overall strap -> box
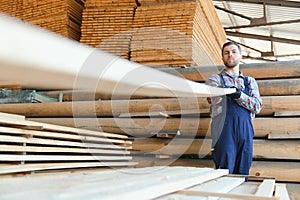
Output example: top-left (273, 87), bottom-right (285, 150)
top-left (244, 76), bottom-right (250, 95)
top-left (219, 73), bottom-right (227, 88)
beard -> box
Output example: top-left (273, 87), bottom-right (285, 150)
top-left (223, 59), bottom-right (239, 68)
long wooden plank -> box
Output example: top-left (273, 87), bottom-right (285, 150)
top-left (268, 133), bottom-right (300, 139)
top-left (0, 14), bottom-right (233, 98)
top-left (0, 126), bottom-right (130, 144)
top-left (1, 95), bottom-right (299, 117)
top-left (0, 112), bottom-right (129, 139)
top-left (131, 138), bottom-right (300, 160)
top-left (0, 162), bottom-right (137, 175)
top-left (0, 167), bottom-right (228, 199)
top-left (0, 155), bottom-right (132, 161)
top-left (274, 111), bottom-right (300, 117)
top-left (275, 184), bottom-right (291, 200)
top-left (255, 179), bottom-right (276, 197)
top-left (0, 144), bottom-right (130, 154)
top-left (0, 135), bottom-right (130, 150)
top-left (160, 60), bottom-right (300, 82)
top-left (175, 190), bottom-right (278, 200)
top-left (167, 159), bottom-right (300, 183)
top-left (28, 117), bottom-right (300, 138)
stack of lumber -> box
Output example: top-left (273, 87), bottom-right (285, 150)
top-left (0, 112), bottom-right (135, 175)
top-left (0, 0), bottom-right (23, 19)
top-left (3, 60), bottom-right (298, 196)
top-left (0, 0), bottom-right (84, 41)
top-left (0, 166), bottom-right (290, 199)
top-left (80, 0), bottom-right (226, 68)
top-left (80, 0), bottom-right (136, 59)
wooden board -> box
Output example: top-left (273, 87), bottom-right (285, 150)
top-left (0, 14), bottom-right (233, 98)
top-left (28, 117), bottom-right (300, 138)
top-left (0, 112), bottom-right (134, 175)
top-left (0, 166), bottom-right (286, 199)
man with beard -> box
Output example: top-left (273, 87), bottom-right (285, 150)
top-left (207, 41), bottom-right (262, 179)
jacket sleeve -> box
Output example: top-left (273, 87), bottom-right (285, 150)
top-left (236, 77), bottom-right (263, 114)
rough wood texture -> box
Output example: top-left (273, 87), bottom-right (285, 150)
top-left (81, 0), bottom-right (226, 68)
top-left (0, 0), bottom-right (84, 41)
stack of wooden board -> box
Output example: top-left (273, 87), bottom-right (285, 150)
top-left (0, 0), bottom-right (23, 19)
top-left (80, 0), bottom-right (136, 59)
top-left (0, 166), bottom-right (290, 199)
top-left (0, 0), bottom-right (84, 41)
top-left (80, 0), bottom-right (226, 68)
top-left (3, 60), bottom-right (298, 197)
top-left (0, 112), bottom-right (135, 175)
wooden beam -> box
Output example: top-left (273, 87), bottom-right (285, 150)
top-left (134, 157), bottom-right (300, 183)
top-left (131, 138), bottom-right (300, 160)
top-left (1, 95), bottom-right (299, 117)
top-left (160, 60), bottom-right (300, 82)
top-left (0, 14), bottom-right (232, 98)
top-left (28, 117), bottom-right (300, 138)
top-left (274, 111), bottom-right (300, 117)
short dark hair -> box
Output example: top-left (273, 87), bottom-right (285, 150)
top-left (222, 41), bottom-right (242, 55)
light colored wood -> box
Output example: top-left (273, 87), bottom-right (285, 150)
top-left (0, 155), bottom-right (132, 161)
top-left (268, 133), bottom-right (300, 139)
top-left (0, 112), bottom-right (25, 121)
top-left (28, 117), bottom-right (300, 138)
top-left (160, 60), bottom-right (300, 82)
top-left (0, 162), bottom-right (137, 175)
top-left (0, 112), bottom-right (128, 139)
top-left (0, 167), bottom-right (229, 199)
top-left (0, 135), bottom-right (129, 150)
top-left (274, 111), bottom-right (300, 117)
top-left (0, 126), bottom-right (131, 144)
top-left (176, 190), bottom-right (278, 200)
top-left (275, 184), bottom-right (290, 200)
top-left (0, 13), bottom-right (233, 98)
top-left (255, 179), bottom-right (276, 197)
top-left (1, 95), bottom-right (299, 117)
top-left (0, 144), bottom-right (130, 154)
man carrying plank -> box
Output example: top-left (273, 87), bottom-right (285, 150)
top-left (207, 41), bottom-right (262, 178)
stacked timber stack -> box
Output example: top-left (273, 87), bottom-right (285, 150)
top-left (0, 166), bottom-right (290, 199)
top-left (80, 0), bottom-right (136, 59)
top-left (0, 0), bottom-right (23, 19)
top-left (0, 112), bottom-right (135, 175)
top-left (131, 0), bottom-right (226, 68)
top-left (2, 60), bottom-right (298, 197)
top-left (0, 0), bottom-right (84, 41)
top-left (80, 0), bottom-right (226, 67)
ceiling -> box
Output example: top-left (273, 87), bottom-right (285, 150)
top-left (212, 0), bottom-right (300, 64)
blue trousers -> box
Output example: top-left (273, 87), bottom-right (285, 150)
top-left (211, 97), bottom-right (254, 175)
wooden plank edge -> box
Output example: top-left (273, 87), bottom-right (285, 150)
top-left (0, 162), bottom-right (138, 175)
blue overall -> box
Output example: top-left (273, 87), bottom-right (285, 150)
top-left (211, 74), bottom-right (254, 176)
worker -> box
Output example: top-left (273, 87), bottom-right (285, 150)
top-left (206, 41), bottom-right (262, 178)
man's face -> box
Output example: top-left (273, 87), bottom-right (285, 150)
top-left (222, 44), bottom-right (242, 68)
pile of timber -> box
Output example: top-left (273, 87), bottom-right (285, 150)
top-left (0, 112), bottom-right (135, 175)
top-left (80, 1), bottom-right (135, 60)
top-left (1, 60), bottom-right (299, 187)
top-left (80, 0), bottom-right (226, 68)
top-left (0, 166), bottom-right (290, 199)
top-left (0, 0), bottom-right (84, 41)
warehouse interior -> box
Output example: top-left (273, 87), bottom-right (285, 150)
top-left (0, 0), bottom-right (299, 199)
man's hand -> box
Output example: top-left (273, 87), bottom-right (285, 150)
top-left (226, 86), bottom-right (241, 99)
